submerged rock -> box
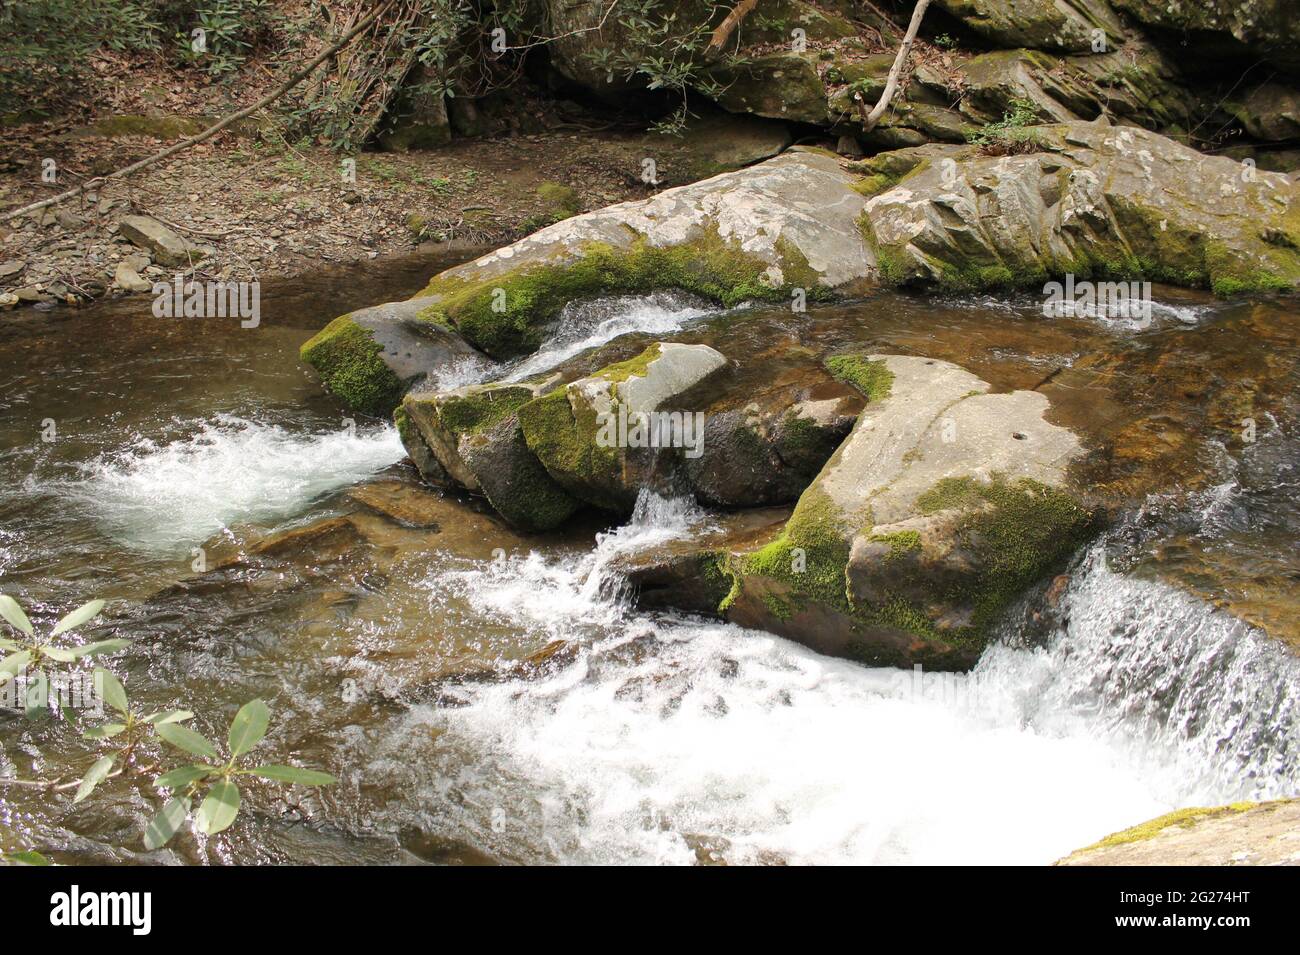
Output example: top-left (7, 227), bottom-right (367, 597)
top-left (300, 297), bottom-right (484, 416)
top-left (519, 342), bottom-right (727, 513)
top-left (689, 354), bottom-right (1096, 669)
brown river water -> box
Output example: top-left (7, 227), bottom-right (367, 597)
top-left (1, 251), bottom-right (1298, 864)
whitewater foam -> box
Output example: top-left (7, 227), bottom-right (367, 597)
top-left (402, 512), bottom-right (1299, 865)
top-left (504, 292), bottom-right (714, 381)
top-left (65, 415), bottom-right (404, 554)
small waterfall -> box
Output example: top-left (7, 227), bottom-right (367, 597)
top-left (388, 501), bottom-right (1300, 865)
top-left (979, 544), bottom-right (1300, 804)
top-left (504, 292), bottom-right (714, 382)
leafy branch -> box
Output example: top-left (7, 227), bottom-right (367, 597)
top-left (0, 594), bottom-right (335, 859)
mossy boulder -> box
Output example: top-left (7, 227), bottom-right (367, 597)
top-left (687, 388), bottom-right (860, 508)
top-left (860, 119), bottom-right (1300, 295)
top-left (299, 298), bottom-right (484, 416)
top-left (413, 152), bottom-right (874, 359)
top-left (707, 53), bottom-right (831, 124)
top-left (718, 354), bottom-right (1094, 669)
top-left (401, 377), bottom-right (580, 531)
top-left (935, 0), bottom-right (1123, 53)
top-left (518, 343), bottom-right (727, 513)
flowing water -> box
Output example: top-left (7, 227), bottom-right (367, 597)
top-left (1, 254), bottom-right (1297, 865)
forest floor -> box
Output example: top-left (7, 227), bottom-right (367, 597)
top-left (0, 47), bottom-right (794, 311)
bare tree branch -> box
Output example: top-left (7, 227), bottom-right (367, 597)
top-left (707, 0), bottom-right (761, 53)
top-left (854, 0), bottom-right (932, 132)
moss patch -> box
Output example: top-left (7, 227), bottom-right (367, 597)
top-left (299, 315), bottom-right (402, 416)
top-left (729, 472), bottom-right (1094, 657)
top-left (437, 385), bottom-right (534, 439)
top-left (825, 354), bottom-right (894, 401)
top-left (869, 529), bottom-right (922, 562)
top-left (914, 475), bottom-right (1096, 633)
top-left (738, 486), bottom-right (853, 615)
top-left (417, 227), bottom-right (829, 358)
top-left (470, 416), bottom-right (583, 532)
top-left (393, 404), bottom-right (419, 448)
top-left (517, 386), bottom-right (622, 511)
top-left (1072, 803), bottom-right (1260, 853)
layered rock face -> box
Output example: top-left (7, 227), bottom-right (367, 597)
top-left (860, 119), bottom-right (1300, 295)
top-left (1111, 0), bottom-right (1300, 74)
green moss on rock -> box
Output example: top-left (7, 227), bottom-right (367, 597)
top-left (728, 472), bottom-right (1094, 658)
top-left (437, 385), bottom-right (534, 438)
top-left (517, 386), bottom-right (622, 510)
top-left (1072, 803), bottom-right (1260, 853)
top-left (825, 354), bottom-right (894, 401)
top-left (466, 415), bottom-right (583, 533)
top-left (299, 315), bottom-right (402, 417)
top-left (417, 228), bottom-right (827, 358)
top-left (738, 486), bottom-right (853, 615)
top-left (869, 529), bottom-right (922, 561)
top-left (914, 475), bottom-right (1095, 632)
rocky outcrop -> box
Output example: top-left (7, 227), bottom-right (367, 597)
top-left (518, 343), bottom-right (727, 513)
top-left (659, 354), bottom-right (1095, 669)
top-left (1057, 799), bottom-right (1300, 865)
top-left (401, 377), bottom-right (581, 531)
top-left (1111, 0), bottom-right (1300, 74)
top-left (300, 297), bottom-right (485, 416)
top-left (710, 35), bottom-right (1197, 149)
top-left (860, 119), bottom-right (1300, 295)
top-left (412, 151), bottom-right (874, 358)
top-left (936, 0), bottom-right (1122, 53)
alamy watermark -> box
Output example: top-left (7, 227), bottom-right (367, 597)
top-left (152, 276), bottom-right (260, 328)
top-left (595, 407), bottom-right (705, 459)
top-left (1042, 274), bottom-right (1152, 325)
top-left (1, 668), bottom-right (105, 716)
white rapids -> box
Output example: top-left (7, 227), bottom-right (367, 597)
top-left (358, 493), bottom-right (1300, 865)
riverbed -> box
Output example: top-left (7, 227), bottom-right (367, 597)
top-left (2, 254), bottom-right (1297, 864)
